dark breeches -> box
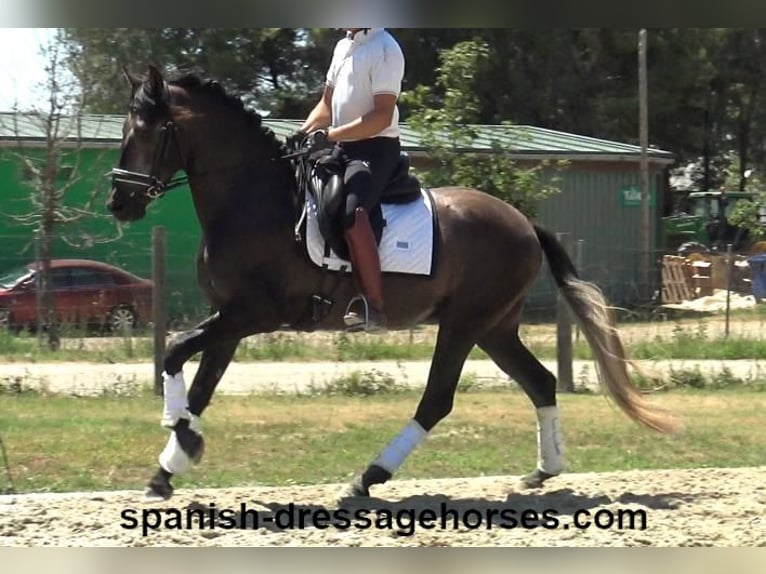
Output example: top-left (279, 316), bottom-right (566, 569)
top-left (341, 137), bottom-right (401, 229)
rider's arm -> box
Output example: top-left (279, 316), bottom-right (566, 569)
top-left (300, 84), bottom-right (333, 133)
top-left (327, 93), bottom-right (397, 142)
top-left (327, 34), bottom-right (403, 143)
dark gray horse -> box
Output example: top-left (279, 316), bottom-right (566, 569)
top-left (107, 66), bottom-right (675, 500)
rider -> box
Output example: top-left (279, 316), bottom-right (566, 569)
top-left (293, 28), bottom-right (405, 332)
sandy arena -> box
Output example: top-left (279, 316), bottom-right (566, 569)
top-left (1, 466), bottom-right (764, 546)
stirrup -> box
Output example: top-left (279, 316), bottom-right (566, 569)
top-left (343, 295), bottom-right (387, 332)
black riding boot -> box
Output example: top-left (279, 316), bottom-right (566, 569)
top-left (343, 207), bottom-right (387, 332)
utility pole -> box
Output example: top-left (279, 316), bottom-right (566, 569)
top-left (556, 232), bottom-right (574, 393)
top-left (152, 226), bottom-right (167, 396)
top-left (639, 29), bottom-right (651, 301)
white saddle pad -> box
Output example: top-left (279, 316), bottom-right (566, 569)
top-left (305, 189), bottom-right (435, 276)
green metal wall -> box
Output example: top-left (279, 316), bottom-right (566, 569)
top-left (0, 148), bottom-right (206, 321)
top-left (528, 162), bottom-right (664, 310)
top-left (0, 147), bottom-right (667, 323)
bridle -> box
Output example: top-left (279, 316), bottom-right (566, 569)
top-left (110, 120), bottom-right (189, 201)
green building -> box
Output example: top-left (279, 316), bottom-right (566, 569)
top-left (399, 124), bottom-right (676, 309)
top-left (0, 113), bottom-right (674, 322)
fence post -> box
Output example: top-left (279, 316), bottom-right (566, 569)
top-left (574, 238), bottom-right (584, 343)
top-left (556, 232), bottom-right (574, 392)
top-left (152, 226), bottom-right (167, 396)
top-left (34, 232), bottom-right (44, 347)
top-left (725, 243), bottom-right (732, 338)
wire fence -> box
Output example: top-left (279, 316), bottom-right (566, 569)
top-left (0, 229), bottom-right (762, 334)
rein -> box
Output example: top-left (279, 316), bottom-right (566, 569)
top-left (284, 146), bottom-right (315, 242)
top-left (110, 121), bottom-right (189, 200)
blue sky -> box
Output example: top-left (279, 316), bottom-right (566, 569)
top-left (0, 28), bottom-right (58, 111)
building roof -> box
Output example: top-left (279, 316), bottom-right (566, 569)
top-left (0, 112), bottom-right (124, 148)
top-left (0, 112), bottom-right (675, 165)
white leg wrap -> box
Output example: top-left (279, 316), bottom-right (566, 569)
top-left (373, 419), bottom-right (428, 474)
top-left (158, 432), bottom-right (193, 475)
top-left (158, 414), bottom-right (203, 476)
top-left (161, 371), bottom-right (188, 428)
top-left (536, 406), bottom-right (565, 474)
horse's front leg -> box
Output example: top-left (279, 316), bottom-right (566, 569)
top-left (144, 312), bottom-right (241, 500)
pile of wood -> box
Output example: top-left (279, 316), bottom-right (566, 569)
top-left (661, 255), bottom-right (694, 304)
top-left (661, 253), bottom-right (752, 304)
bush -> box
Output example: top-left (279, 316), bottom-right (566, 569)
top-left (316, 369), bottom-right (405, 397)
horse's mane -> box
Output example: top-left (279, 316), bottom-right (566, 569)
top-left (169, 72), bottom-right (262, 125)
top-left (138, 70), bottom-right (287, 157)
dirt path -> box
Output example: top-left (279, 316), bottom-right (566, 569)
top-left (4, 358), bottom-right (766, 396)
top-left (1, 466), bottom-right (763, 546)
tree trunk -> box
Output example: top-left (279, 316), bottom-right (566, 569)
top-left (703, 107), bottom-right (711, 191)
top-left (40, 143), bottom-right (60, 352)
top-left (738, 81), bottom-right (760, 191)
top-left (39, 217), bottom-right (59, 351)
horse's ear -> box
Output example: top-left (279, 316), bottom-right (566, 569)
top-left (122, 66), bottom-right (141, 91)
top-left (146, 65), bottom-right (166, 99)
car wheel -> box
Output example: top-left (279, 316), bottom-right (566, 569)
top-left (107, 305), bottom-right (137, 334)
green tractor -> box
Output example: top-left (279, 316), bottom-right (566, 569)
top-left (663, 190), bottom-right (766, 255)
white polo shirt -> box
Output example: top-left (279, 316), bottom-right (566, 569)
top-left (326, 28), bottom-right (404, 140)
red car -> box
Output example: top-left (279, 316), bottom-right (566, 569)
top-left (0, 259), bottom-right (153, 333)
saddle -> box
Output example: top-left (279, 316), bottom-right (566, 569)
top-left (307, 150), bottom-right (422, 261)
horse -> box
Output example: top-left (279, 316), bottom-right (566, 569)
top-left (107, 65), bottom-right (676, 501)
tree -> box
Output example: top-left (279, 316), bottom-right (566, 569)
top-left (1, 30), bottom-right (120, 349)
top-left (400, 39), bottom-right (562, 218)
top-left (61, 28), bottom-right (328, 117)
top-left (717, 30), bottom-right (766, 191)
top-left (60, 28), bottom-right (766, 200)
top-left (61, 28), bottom-right (487, 119)
top-left (659, 29), bottom-right (766, 193)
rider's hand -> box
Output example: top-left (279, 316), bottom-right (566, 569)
top-left (307, 129), bottom-right (333, 155)
top-left (285, 129), bottom-right (307, 151)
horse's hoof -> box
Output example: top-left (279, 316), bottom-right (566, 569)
top-left (336, 476), bottom-right (369, 504)
top-left (144, 485), bottom-right (173, 501)
top-left (361, 464), bottom-right (391, 488)
top-left (349, 476), bottom-right (370, 497)
top-left (519, 468), bottom-right (558, 489)
top-left (144, 470), bottom-right (174, 501)
top-left (337, 465), bottom-right (393, 503)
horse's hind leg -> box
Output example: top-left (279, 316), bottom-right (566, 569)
top-left (345, 320), bottom-right (478, 498)
top-left (477, 311), bottom-right (564, 489)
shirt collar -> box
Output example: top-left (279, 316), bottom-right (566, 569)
top-left (346, 28), bottom-right (384, 46)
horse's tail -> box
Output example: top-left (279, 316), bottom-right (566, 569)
top-left (533, 224), bottom-right (679, 434)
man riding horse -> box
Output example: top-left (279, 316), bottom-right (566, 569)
top-left (289, 28), bottom-right (405, 332)
top-left (108, 62), bottom-right (677, 502)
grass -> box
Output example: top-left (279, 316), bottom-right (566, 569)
top-left (625, 323), bottom-right (766, 361)
top-left (2, 310), bottom-right (764, 496)
top-left (1, 384), bottom-right (764, 494)
top-left (5, 314), bottom-right (766, 363)
top-left (234, 331), bottom-right (450, 362)
top-left (0, 328), bottom-right (155, 363)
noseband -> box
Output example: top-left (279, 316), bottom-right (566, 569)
top-left (110, 121), bottom-right (189, 200)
